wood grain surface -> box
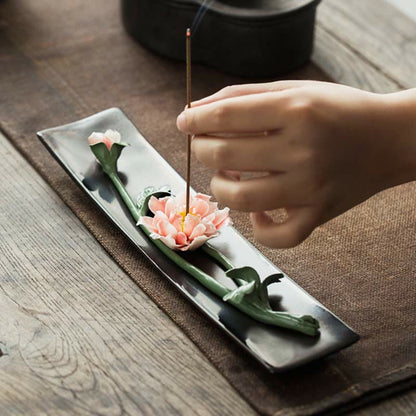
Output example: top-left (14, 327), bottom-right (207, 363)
top-left (318, 0), bottom-right (416, 90)
top-left (313, 25), bottom-right (401, 93)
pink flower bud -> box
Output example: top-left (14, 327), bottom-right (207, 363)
top-left (88, 129), bottom-right (121, 151)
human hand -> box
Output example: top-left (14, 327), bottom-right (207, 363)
top-left (176, 81), bottom-right (416, 248)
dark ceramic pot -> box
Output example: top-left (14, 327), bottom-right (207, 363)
top-left (121, 0), bottom-right (321, 78)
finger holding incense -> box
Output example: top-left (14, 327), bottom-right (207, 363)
top-left (177, 91), bottom-right (288, 135)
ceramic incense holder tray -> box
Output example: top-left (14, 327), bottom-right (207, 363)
top-left (122, 0), bottom-right (321, 77)
top-left (38, 108), bottom-right (358, 372)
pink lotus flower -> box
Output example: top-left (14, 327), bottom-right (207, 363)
top-left (138, 193), bottom-right (231, 251)
top-left (88, 129), bottom-right (121, 150)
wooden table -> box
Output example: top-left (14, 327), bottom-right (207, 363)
top-left (1, 0), bottom-right (415, 414)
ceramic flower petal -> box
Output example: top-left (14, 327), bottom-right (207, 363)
top-left (138, 192), bottom-right (231, 251)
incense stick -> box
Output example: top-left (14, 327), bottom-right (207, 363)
top-left (186, 28), bottom-right (192, 215)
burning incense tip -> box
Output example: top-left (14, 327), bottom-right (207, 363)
top-left (186, 28), bottom-right (191, 37)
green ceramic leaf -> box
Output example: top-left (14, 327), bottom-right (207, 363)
top-left (226, 266), bottom-right (261, 285)
top-left (225, 267), bottom-right (283, 309)
top-left (223, 280), bottom-right (256, 303)
top-left (259, 273), bottom-right (284, 307)
top-left (90, 142), bottom-right (127, 175)
top-left (137, 189), bottom-right (172, 217)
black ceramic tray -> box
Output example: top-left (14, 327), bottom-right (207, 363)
top-left (37, 108), bottom-right (359, 372)
top-left (122, 0), bottom-right (321, 77)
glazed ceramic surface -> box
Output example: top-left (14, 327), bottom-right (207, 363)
top-left (38, 108), bottom-right (359, 372)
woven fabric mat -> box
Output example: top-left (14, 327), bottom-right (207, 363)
top-left (1, 1), bottom-right (415, 415)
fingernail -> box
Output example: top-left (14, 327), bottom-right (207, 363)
top-left (176, 112), bottom-right (187, 132)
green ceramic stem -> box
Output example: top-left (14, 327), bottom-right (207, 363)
top-left (201, 243), bottom-right (248, 287)
top-left (201, 243), bottom-right (233, 270)
top-left (107, 171), bottom-right (318, 336)
top-left (236, 305), bottom-right (318, 336)
top-left (109, 173), bottom-right (139, 221)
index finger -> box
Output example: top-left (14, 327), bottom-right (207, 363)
top-left (191, 80), bottom-right (308, 107)
top-left (177, 91), bottom-right (289, 135)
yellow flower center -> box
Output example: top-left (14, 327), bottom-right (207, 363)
top-left (179, 211), bottom-right (199, 232)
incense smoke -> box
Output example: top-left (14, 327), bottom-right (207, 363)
top-left (191, 0), bottom-right (216, 35)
